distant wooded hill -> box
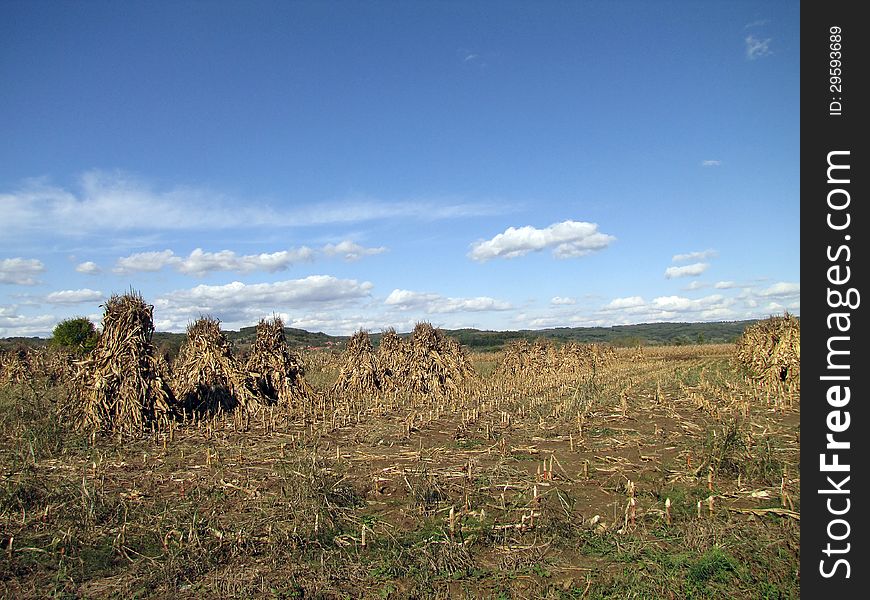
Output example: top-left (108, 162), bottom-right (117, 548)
top-left (153, 320), bottom-right (759, 356)
top-left (3, 319), bottom-right (767, 357)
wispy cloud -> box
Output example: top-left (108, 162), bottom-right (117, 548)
top-left (745, 35), bottom-right (772, 60)
top-left (457, 48), bottom-right (487, 68)
top-left (0, 258), bottom-right (45, 286)
top-left (550, 296), bottom-right (576, 306)
top-left (665, 262), bottom-right (710, 279)
top-left (672, 249), bottom-right (717, 263)
top-left (744, 19), bottom-right (769, 29)
top-left (469, 220), bottom-right (616, 262)
top-left (0, 171), bottom-right (507, 239)
top-left (701, 160), bottom-right (722, 167)
top-left (713, 281), bottom-right (754, 290)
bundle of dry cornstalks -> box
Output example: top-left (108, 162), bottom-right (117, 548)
top-left (173, 316), bottom-right (255, 415)
top-left (561, 342), bottom-right (616, 373)
top-left (0, 345), bottom-right (35, 385)
top-left (736, 313), bottom-right (800, 385)
top-left (246, 316), bottom-right (315, 407)
top-left (74, 292), bottom-right (174, 434)
top-left (499, 339), bottom-right (558, 379)
top-left (499, 339), bottom-right (616, 379)
top-left (331, 330), bottom-right (384, 397)
top-left (378, 328), bottom-right (409, 390)
top-left (403, 322), bottom-right (475, 397)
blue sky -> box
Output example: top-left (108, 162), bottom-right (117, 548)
top-left (0, 1), bottom-right (799, 337)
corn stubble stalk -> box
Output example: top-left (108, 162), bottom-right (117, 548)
top-left (173, 316), bottom-right (255, 416)
top-left (74, 291), bottom-right (174, 435)
top-left (246, 316), bottom-right (315, 410)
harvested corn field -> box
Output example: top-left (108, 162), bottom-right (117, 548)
top-left (1, 329), bottom-right (800, 599)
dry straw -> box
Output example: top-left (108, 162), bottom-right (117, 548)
top-left (403, 322), bottom-right (475, 398)
top-left (173, 316), bottom-right (255, 415)
top-left (378, 327), bottom-right (409, 391)
top-left (332, 323), bottom-right (474, 399)
top-left (499, 339), bottom-right (616, 380)
top-left (0, 345), bottom-right (35, 385)
top-left (735, 313), bottom-right (800, 385)
top-left (331, 330), bottom-right (384, 398)
top-left (74, 291), bottom-right (174, 434)
top-left (246, 316), bottom-right (315, 408)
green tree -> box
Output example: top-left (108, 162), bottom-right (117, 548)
top-left (50, 317), bottom-right (98, 354)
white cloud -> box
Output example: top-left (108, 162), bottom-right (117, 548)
top-left (114, 247), bottom-right (315, 276)
top-left (550, 296), bottom-right (576, 306)
top-left (75, 261), bottom-right (101, 275)
top-left (176, 248), bottom-right (314, 276)
top-left (322, 241), bottom-right (387, 261)
top-left (0, 307), bottom-right (57, 337)
top-left (0, 171), bottom-right (505, 239)
top-left (469, 220), bottom-right (615, 262)
top-left (114, 250), bottom-right (180, 274)
top-left (758, 282), bottom-right (800, 298)
top-left (665, 262), bottom-right (709, 279)
top-left (604, 296), bottom-right (646, 310)
top-left (672, 249), bottom-right (717, 263)
top-left (745, 35), bottom-right (772, 60)
top-left (44, 288), bottom-right (104, 304)
top-left (701, 160), bottom-right (722, 167)
top-left (152, 276), bottom-right (373, 330)
top-left (650, 294), bottom-right (735, 316)
top-left (0, 258), bottom-right (45, 286)
top-left (385, 289), bottom-right (511, 314)
top-left (684, 281), bottom-right (708, 291)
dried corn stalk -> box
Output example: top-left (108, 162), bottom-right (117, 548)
top-left (332, 330), bottom-right (384, 398)
top-left (404, 322), bottom-right (475, 398)
top-left (74, 291), bottom-right (174, 434)
top-left (246, 316), bottom-right (315, 407)
top-left (173, 316), bottom-right (255, 415)
top-left (736, 313), bottom-right (800, 385)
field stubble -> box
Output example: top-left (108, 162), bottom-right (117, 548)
top-left (0, 344), bottom-right (799, 599)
